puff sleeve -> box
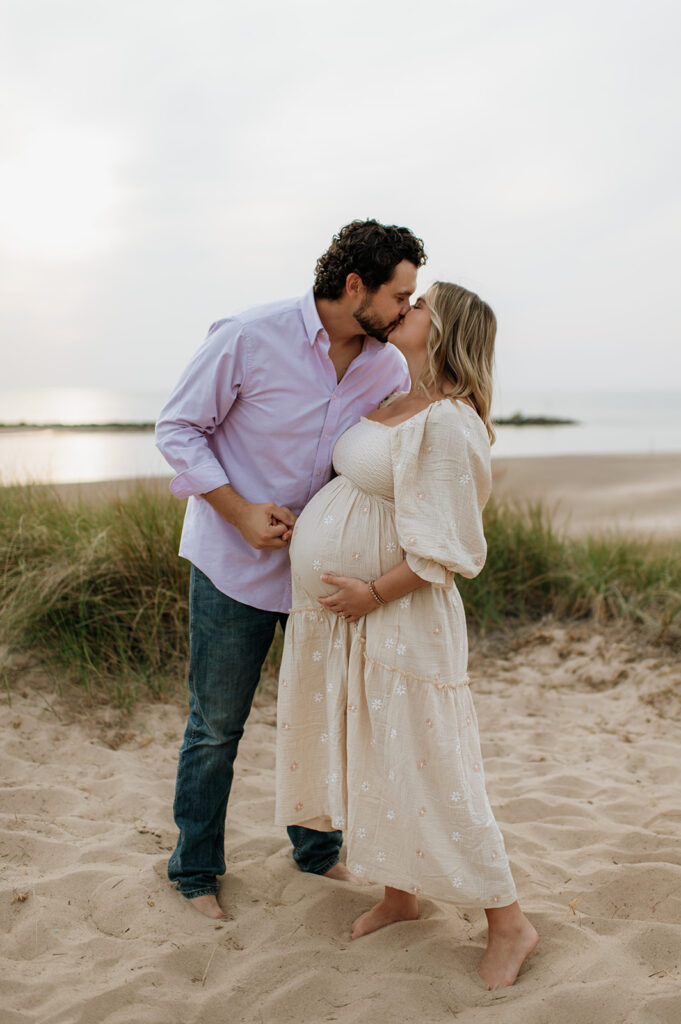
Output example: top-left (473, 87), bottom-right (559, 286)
top-left (390, 401), bottom-right (492, 587)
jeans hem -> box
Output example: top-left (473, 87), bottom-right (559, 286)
top-left (296, 853), bottom-right (340, 876)
top-left (177, 885), bottom-right (219, 899)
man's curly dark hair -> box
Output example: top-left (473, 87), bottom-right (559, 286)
top-left (313, 219), bottom-right (427, 300)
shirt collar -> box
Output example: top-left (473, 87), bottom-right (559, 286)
top-left (300, 288), bottom-right (326, 347)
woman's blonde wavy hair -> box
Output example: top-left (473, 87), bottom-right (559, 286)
top-left (415, 281), bottom-right (496, 443)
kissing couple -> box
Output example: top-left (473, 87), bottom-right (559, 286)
top-left (156, 218), bottom-right (537, 988)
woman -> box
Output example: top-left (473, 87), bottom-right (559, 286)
top-left (275, 283), bottom-right (538, 988)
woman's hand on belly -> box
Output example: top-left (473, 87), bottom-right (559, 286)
top-left (317, 573), bottom-right (379, 623)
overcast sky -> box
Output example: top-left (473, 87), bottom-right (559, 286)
top-left (1, 0), bottom-right (679, 399)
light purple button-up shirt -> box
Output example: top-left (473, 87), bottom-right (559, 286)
top-left (155, 289), bottom-right (410, 612)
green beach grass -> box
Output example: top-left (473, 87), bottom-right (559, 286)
top-left (1, 482), bottom-right (679, 706)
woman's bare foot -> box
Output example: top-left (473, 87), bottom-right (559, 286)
top-left (188, 894), bottom-right (226, 919)
top-left (478, 903), bottom-right (538, 989)
top-left (351, 886), bottom-right (419, 938)
top-left (323, 862), bottom-right (359, 883)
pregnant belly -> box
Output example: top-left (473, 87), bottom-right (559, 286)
top-left (290, 476), bottom-right (402, 601)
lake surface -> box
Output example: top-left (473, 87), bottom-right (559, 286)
top-left (1, 386), bottom-right (680, 485)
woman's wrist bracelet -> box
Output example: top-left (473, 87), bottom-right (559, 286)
top-left (368, 580), bottom-right (386, 605)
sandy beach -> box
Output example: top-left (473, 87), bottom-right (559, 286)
top-left (2, 454), bottom-right (680, 1023)
top-left (2, 623), bottom-right (680, 1023)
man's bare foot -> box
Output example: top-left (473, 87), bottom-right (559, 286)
top-left (323, 862), bottom-right (359, 883)
top-left (351, 887), bottom-right (419, 938)
top-left (478, 904), bottom-right (538, 989)
top-left (187, 894), bottom-right (226, 919)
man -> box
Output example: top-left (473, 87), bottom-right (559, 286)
top-left (156, 219), bottom-right (426, 918)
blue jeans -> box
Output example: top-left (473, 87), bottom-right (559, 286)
top-left (168, 565), bottom-right (343, 897)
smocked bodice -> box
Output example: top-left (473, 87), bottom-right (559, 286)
top-left (332, 417), bottom-right (394, 501)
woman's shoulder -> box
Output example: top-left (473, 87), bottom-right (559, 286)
top-left (425, 397), bottom-right (489, 444)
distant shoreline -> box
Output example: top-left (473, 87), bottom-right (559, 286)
top-left (0, 412), bottom-right (579, 431)
top-left (0, 422), bottom-right (156, 432)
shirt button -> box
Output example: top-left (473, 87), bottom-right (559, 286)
top-left (324, 433), bottom-right (329, 438)
top-left (316, 471), bottom-right (322, 476)
top-left (331, 393), bottom-right (337, 399)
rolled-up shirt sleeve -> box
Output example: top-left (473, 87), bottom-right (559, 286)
top-left (155, 318), bottom-right (248, 499)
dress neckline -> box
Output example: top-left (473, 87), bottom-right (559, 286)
top-left (361, 397), bottom-right (475, 430)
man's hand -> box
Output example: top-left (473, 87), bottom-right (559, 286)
top-left (271, 508), bottom-right (297, 544)
top-left (317, 573), bottom-right (379, 623)
top-left (239, 502), bottom-right (296, 550)
top-left (201, 485), bottom-right (297, 550)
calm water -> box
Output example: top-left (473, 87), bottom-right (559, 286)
top-left (1, 386), bottom-right (680, 485)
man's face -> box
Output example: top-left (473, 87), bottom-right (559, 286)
top-left (353, 260), bottom-right (418, 343)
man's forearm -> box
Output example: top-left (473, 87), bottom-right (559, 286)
top-left (201, 483), bottom-right (250, 527)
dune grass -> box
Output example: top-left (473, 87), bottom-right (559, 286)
top-left (1, 482), bottom-right (679, 706)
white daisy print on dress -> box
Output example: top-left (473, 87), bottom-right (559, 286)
top-left (320, 733), bottom-right (329, 744)
top-left (399, 597), bottom-right (411, 609)
top-left (386, 541), bottom-right (397, 553)
top-left (450, 876), bottom-right (464, 888)
top-left (333, 639), bottom-right (343, 650)
top-left (323, 514), bottom-right (335, 526)
top-left (450, 791), bottom-right (463, 803)
top-left (356, 826), bottom-right (367, 839)
top-left (458, 473), bottom-right (471, 485)
top-left (312, 650), bottom-right (322, 662)
top-left (360, 781), bottom-right (370, 792)
top-left (384, 637), bottom-right (395, 650)
top-left (376, 851), bottom-right (386, 863)
top-left (352, 864), bottom-right (366, 876)
top-left (396, 643), bottom-right (407, 656)
top-left (371, 698), bottom-right (384, 711)
top-left (395, 683), bottom-right (406, 696)
top-left (386, 809), bottom-right (396, 820)
top-left (332, 815), bottom-right (345, 828)
top-left (313, 560), bottom-right (321, 572)
top-left (313, 692), bottom-right (323, 703)
top-left (450, 831), bottom-right (463, 842)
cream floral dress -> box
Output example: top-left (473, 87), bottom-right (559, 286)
top-left (275, 398), bottom-right (517, 907)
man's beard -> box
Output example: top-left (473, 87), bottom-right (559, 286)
top-left (354, 298), bottom-right (400, 344)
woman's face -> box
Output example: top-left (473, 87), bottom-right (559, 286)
top-left (387, 294), bottom-right (432, 357)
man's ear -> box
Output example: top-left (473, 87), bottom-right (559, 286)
top-left (345, 272), bottom-right (363, 300)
